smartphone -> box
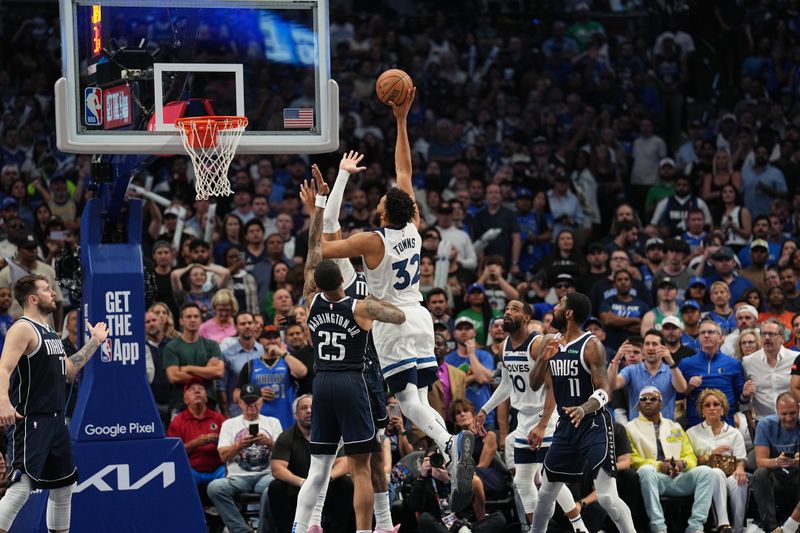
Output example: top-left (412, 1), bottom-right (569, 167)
top-left (387, 403), bottom-right (402, 419)
top-left (248, 423), bottom-right (259, 437)
top-left (49, 230), bottom-right (67, 241)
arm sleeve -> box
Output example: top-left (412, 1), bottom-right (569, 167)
top-left (334, 258), bottom-right (356, 284)
top-left (480, 364), bottom-right (511, 414)
top-left (323, 170), bottom-right (350, 234)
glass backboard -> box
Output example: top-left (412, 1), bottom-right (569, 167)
top-left (55, 0), bottom-right (338, 154)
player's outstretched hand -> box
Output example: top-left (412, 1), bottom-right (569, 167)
top-left (0, 400), bottom-right (22, 426)
top-left (310, 164), bottom-right (330, 196)
top-left (87, 320), bottom-right (109, 343)
top-left (472, 410), bottom-right (487, 437)
top-left (339, 150), bottom-right (367, 175)
top-left (299, 177), bottom-right (318, 213)
top-left (563, 405), bottom-right (585, 427)
top-left (540, 338), bottom-right (561, 361)
top-left (390, 87), bottom-right (416, 120)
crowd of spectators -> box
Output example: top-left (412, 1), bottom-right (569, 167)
top-left (3, 0), bottom-right (800, 532)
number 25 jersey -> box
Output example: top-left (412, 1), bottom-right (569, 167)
top-left (307, 293), bottom-right (369, 372)
top-left (364, 223), bottom-right (423, 306)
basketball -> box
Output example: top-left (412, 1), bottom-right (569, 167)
top-left (375, 69), bottom-right (413, 106)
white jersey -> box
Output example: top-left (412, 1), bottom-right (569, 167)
top-left (503, 332), bottom-right (546, 418)
top-left (364, 223), bottom-right (423, 306)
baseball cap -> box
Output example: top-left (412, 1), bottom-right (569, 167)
top-left (512, 153), bottom-right (532, 164)
top-left (639, 386), bottom-right (662, 400)
top-left (584, 316), bottom-right (603, 328)
top-left (454, 316), bottom-right (475, 329)
top-left (18, 232), bottom-right (38, 249)
top-left (659, 157), bottom-right (675, 168)
top-left (438, 203), bottom-right (453, 215)
top-left (183, 376), bottom-right (205, 392)
top-left (681, 300), bottom-right (701, 312)
top-left (164, 206), bottom-right (181, 218)
top-left (239, 383), bottom-right (261, 404)
top-left (586, 242), bottom-right (606, 254)
top-left (259, 325), bottom-right (281, 339)
top-left (532, 135), bottom-right (548, 145)
top-left (661, 316), bottom-right (684, 329)
top-left (688, 276), bottom-right (707, 288)
top-left (432, 319), bottom-right (449, 331)
top-left (750, 239), bottom-right (769, 250)
top-left (1, 197), bottom-right (18, 209)
top-left (466, 283), bottom-right (485, 294)
top-left (515, 187), bottom-right (534, 199)
top-left (712, 246), bottom-right (735, 260)
top-left (690, 119), bottom-right (704, 129)
top-left (555, 273), bottom-right (575, 286)
top-left (646, 237), bottom-right (664, 250)
top-left (575, 2), bottom-right (590, 11)
top-left (721, 113), bottom-right (737, 123)
top-left (736, 304), bottom-right (759, 319)
top-left (658, 277), bottom-right (677, 289)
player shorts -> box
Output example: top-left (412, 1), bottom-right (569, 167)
top-left (310, 371), bottom-right (380, 456)
top-left (364, 359), bottom-right (388, 429)
top-left (8, 412), bottom-right (78, 489)
top-left (543, 410), bottom-right (616, 483)
top-left (372, 304), bottom-right (436, 391)
top-left (513, 410), bottom-right (557, 465)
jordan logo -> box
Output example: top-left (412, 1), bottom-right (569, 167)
top-left (590, 419), bottom-right (599, 429)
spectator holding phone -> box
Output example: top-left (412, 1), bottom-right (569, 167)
top-left (208, 383), bottom-right (283, 533)
top-left (751, 392), bottom-right (800, 532)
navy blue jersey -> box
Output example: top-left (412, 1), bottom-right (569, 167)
top-left (344, 272), bottom-right (368, 300)
top-left (548, 332), bottom-right (598, 411)
top-left (308, 293), bottom-right (370, 372)
top-left (343, 271), bottom-right (381, 368)
top-left (11, 317), bottom-right (67, 415)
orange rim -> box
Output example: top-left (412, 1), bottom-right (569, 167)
top-left (175, 116), bottom-right (248, 149)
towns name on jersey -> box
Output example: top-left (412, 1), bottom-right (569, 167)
top-left (392, 237), bottom-right (416, 254)
top-left (306, 312), bottom-right (360, 336)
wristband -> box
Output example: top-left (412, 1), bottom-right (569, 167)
top-left (315, 195), bottom-right (327, 208)
top-left (337, 169), bottom-right (351, 180)
top-left (590, 389), bottom-right (609, 409)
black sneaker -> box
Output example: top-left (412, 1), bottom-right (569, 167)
top-left (445, 430), bottom-right (475, 511)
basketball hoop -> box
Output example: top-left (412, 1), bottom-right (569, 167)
top-left (175, 116), bottom-right (248, 200)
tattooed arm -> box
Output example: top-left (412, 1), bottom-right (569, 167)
top-left (354, 296), bottom-right (406, 330)
top-left (563, 337), bottom-right (610, 427)
top-left (65, 321), bottom-right (109, 381)
top-left (300, 171), bottom-right (329, 311)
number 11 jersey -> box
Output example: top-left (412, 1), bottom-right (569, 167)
top-left (364, 223), bottom-right (423, 306)
top-left (549, 331), bottom-right (599, 412)
top-left (307, 293), bottom-right (369, 372)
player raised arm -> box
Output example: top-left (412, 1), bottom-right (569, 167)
top-left (389, 87), bottom-right (420, 228)
top-left (300, 171), bottom-right (330, 310)
top-left (563, 337), bottom-right (610, 427)
top-left (530, 334), bottom-right (560, 391)
top-left (473, 364), bottom-right (511, 437)
top-left (319, 152), bottom-right (366, 241)
top-left (65, 320), bottom-right (109, 381)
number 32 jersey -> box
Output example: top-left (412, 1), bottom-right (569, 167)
top-left (364, 223), bottom-right (423, 306)
top-left (307, 293), bottom-right (370, 372)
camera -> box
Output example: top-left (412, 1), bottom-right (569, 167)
top-left (429, 452), bottom-right (445, 469)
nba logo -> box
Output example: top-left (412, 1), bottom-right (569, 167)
top-left (85, 87), bottom-right (103, 126)
top-left (100, 339), bottom-right (112, 362)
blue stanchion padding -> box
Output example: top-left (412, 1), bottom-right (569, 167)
top-left (70, 197), bottom-right (165, 441)
top-left (10, 438), bottom-right (206, 533)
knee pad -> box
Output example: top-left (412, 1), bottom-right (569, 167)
top-left (46, 482), bottom-right (75, 532)
top-left (0, 474), bottom-right (32, 531)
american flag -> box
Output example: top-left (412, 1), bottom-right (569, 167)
top-left (283, 108), bottom-right (314, 129)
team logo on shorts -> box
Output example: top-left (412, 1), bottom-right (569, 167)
top-left (100, 339), bottom-right (113, 362)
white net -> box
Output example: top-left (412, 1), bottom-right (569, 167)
top-left (175, 117), bottom-right (248, 200)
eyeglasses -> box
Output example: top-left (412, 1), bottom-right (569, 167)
top-left (699, 330), bottom-right (719, 336)
top-left (640, 396), bottom-right (661, 403)
top-left (761, 332), bottom-right (782, 337)
top-left (555, 283), bottom-right (571, 289)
